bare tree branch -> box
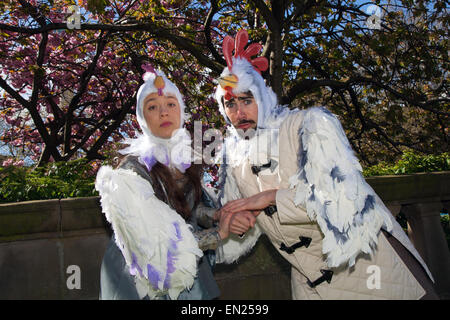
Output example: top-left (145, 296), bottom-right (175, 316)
top-left (204, 0), bottom-right (225, 65)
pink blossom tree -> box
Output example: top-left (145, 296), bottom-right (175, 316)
top-left (0, 0), bottom-right (448, 169)
top-left (0, 0), bottom-right (222, 166)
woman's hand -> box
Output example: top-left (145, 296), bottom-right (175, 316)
top-left (217, 210), bottom-right (234, 240)
top-left (229, 211), bottom-right (256, 235)
top-left (221, 189), bottom-right (278, 216)
top-left (217, 210), bottom-right (256, 238)
top-left (213, 208), bottom-right (224, 222)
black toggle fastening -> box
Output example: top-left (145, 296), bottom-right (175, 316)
top-left (307, 269), bottom-right (333, 288)
top-left (279, 236), bottom-right (312, 254)
top-left (263, 205), bottom-right (277, 217)
top-left (251, 161), bottom-right (272, 176)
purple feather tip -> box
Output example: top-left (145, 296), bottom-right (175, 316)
top-left (142, 155), bottom-right (157, 172)
top-left (130, 252), bottom-right (143, 277)
top-left (147, 263), bottom-right (161, 289)
top-left (173, 222), bottom-right (182, 240)
top-left (180, 161), bottom-right (191, 172)
top-left (164, 240), bottom-right (178, 289)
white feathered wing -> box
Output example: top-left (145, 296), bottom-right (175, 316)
top-left (95, 166), bottom-right (203, 299)
top-left (215, 146), bottom-right (263, 264)
top-left (289, 107), bottom-right (393, 268)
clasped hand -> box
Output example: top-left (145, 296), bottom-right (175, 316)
top-left (215, 189), bottom-right (277, 239)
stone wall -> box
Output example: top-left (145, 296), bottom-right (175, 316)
top-left (0, 172), bottom-right (449, 299)
top-left (0, 197), bottom-right (110, 299)
top-left (0, 197), bottom-right (291, 300)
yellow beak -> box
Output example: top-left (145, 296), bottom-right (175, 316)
top-left (218, 74), bottom-right (238, 89)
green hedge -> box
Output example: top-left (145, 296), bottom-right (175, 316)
top-left (363, 151), bottom-right (449, 177)
top-left (1, 151), bottom-right (449, 203)
top-left (441, 214), bottom-right (450, 250)
top-left (0, 159), bottom-right (98, 203)
top-left (1, 152), bottom-right (449, 248)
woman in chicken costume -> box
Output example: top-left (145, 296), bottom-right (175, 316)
top-left (215, 29), bottom-right (438, 299)
top-left (95, 66), bottom-right (230, 300)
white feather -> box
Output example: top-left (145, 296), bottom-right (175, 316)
top-left (289, 107), bottom-right (393, 268)
top-left (95, 166), bottom-right (203, 299)
top-left (216, 161), bottom-right (263, 264)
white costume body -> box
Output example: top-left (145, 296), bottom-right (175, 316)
top-left (95, 69), bottom-right (220, 300)
top-left (213, 30), bottom-right (435, 299)
top-left (96, 164), bottom-right (203, 299)
top-left (217, 107), bottom-right (434, 299)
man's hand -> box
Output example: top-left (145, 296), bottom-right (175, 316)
top-left (221, 189), bottom-right (278, 215)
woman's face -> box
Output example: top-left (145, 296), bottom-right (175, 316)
top-left (143, 92), bottom-right (181, 139)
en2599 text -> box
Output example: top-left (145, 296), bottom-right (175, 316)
top-left (225, 304), bottom-right (269, 315)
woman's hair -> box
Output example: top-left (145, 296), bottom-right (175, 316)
top-left (147, 162), bottom-right (202, 221)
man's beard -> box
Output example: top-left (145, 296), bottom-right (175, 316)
top-left (235, 119), bottom-right (257, 139)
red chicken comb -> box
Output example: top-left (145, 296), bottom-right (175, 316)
top-left (222, 29), bottom-right (268, 74)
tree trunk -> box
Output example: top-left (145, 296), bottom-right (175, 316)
top-left (36, 144), bottom-right (51, 167)
top-left (269, 0), bottom-right (284, 100)
top-left (269, 31), bottom-right (283, 100)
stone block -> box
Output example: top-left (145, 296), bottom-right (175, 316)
top-left (366, 171), bottom-right (450, 204)
top-left (214, 235), bottom-right (291, 299)
top-left (59, 230), bottom-right (110, 300)
top-left (0, 238), bottom-right (61, 299)
top-left (0, 199), bottom-right (60, 238)
top-left (60, 197), bottom-right (107, 232)
top-left (216, 273), bottom-right (291, 300)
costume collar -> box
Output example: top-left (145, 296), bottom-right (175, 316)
top-left (224, 124), bottom-right (277, 168)
top-left (224, 107), bottom-right (295, 168)
top-left (120, 127), bottom-right (192, 173)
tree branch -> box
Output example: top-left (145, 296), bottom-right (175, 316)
top-left (86, 95), bottom-right (137, 160)
top-left (204, 0), bottom-right (225, 65)
top-left (18, 0), bottom-right (47, 27)
top-left (63, 31), bottom-right (109, 156)
top-left (250, 0), bottom-right (278, 31)
top-left (281, 79), bottom-right (347, 105)
top-left (0, 21), bottom-right (224, 73)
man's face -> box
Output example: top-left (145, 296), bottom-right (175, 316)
top-left (223, 92), bottom-right (258, 132)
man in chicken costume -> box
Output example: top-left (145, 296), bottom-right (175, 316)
top-left (214, 29), bottom-right (438, 299)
